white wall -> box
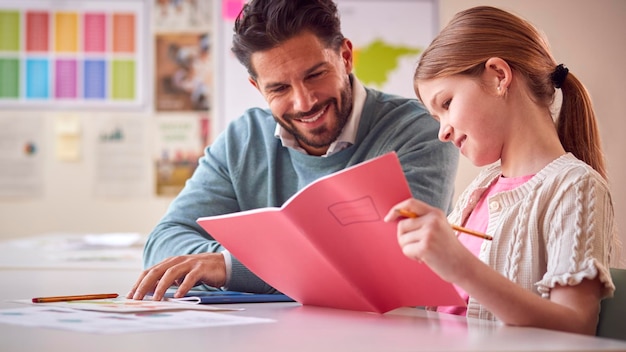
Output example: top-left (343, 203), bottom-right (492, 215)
top-left (1, 0), bottom-right (624, 263)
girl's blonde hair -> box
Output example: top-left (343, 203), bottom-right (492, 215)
top-left (415, 6), bottom-right (607, 179)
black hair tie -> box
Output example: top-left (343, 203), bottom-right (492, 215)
top-left (551, 64), bottom-right (569, 89)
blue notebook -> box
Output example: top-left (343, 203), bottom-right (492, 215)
top-left (163, 290), bottom-right (294, 304)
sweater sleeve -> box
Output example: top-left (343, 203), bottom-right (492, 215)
top-left (537, 171), bottom-right (616, 299)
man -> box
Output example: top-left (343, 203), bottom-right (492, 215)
top-left (129, 0), bottom-right (458, 301)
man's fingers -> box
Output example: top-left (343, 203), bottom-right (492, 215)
top-left (126, 271), bottom-right (148, 298)
top-left (132, 266), bottom-right (171, 300)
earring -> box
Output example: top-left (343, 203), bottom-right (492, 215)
top-left (497, 86), bottom-right (501, 92)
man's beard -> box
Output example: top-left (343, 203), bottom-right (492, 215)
top-left (275, 79), bottom-right (353, 150)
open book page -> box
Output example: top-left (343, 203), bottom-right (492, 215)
top-left (197, 152), bottom-right (464, 313)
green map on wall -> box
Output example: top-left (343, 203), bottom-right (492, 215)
top-left (336, 0), bottom-right (436, 99)
top-left (353, 39), bottom-right (422, 88)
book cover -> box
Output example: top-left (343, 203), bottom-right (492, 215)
top-left (197, 152), bottom-right (464, 313)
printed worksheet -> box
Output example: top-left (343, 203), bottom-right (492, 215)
top-left (12, 297), bottom-right (240, 313)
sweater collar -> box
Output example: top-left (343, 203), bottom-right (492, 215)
top-left (477, 153), bottom-right (583, 206)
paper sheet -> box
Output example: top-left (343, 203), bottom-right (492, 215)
top-left (0, 115), bottom-right (44, 198)
top-left (11, 298), bottom-right (242, 313)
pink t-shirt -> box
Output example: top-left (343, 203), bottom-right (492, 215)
top-left (437, 173), bottom-right (534, 316)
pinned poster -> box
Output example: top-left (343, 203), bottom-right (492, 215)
top-left (154, 114), bottom-right (207, 196)
top-left (54, 114), bottom-right (81, 161)
top-left (0, 115), bottom-right (44, 198)
top-left (222, 0), bottom-right (244, 21)
top-left (0, 0), bottom-right (145, 109)
top-left (153, 0), bottom-right (212, 31)
top-left (93, 114), bottom-right (151, 198)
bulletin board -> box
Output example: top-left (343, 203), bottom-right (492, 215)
top-left (0, 0), bottom-right (147, 109)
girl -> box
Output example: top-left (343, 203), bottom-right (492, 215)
top-left (385, 6), bottom-right (621, 335)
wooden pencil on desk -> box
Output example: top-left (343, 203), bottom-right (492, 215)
top-left (395, 209), bottom-right (493, 241)
top-left (31, 293), bottom-right (119, 303)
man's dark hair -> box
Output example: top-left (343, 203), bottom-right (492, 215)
top-left (232, 0), bottom-right (345, 78)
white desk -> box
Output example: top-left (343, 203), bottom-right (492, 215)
top-left (1, 236), bottom-right (626, 352)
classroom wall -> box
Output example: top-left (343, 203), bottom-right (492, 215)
top-left (1, 0), bottom-right (625, 264)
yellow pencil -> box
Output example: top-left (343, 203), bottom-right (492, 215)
top-left (395, 209), bottom-right (493, 241)
top-left (32, 293), bottom-right (119, 303)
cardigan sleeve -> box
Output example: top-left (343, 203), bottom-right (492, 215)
top-left (536, 172), bottom-right (616, 299)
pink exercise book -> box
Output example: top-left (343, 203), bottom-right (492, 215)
top-left (197, 152), bottom-right (464, 313)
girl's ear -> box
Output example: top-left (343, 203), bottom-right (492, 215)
top-left (484, 57), bottom-right (512, 95)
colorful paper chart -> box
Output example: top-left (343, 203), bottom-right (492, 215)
top-left (0, 1), bottom-right (143, 107)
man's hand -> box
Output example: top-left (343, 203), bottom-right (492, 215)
top-left (127, 252), bottom-right (227, 301)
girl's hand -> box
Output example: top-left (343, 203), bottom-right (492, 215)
top-left (384, 198), bottom-right (473, 283)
